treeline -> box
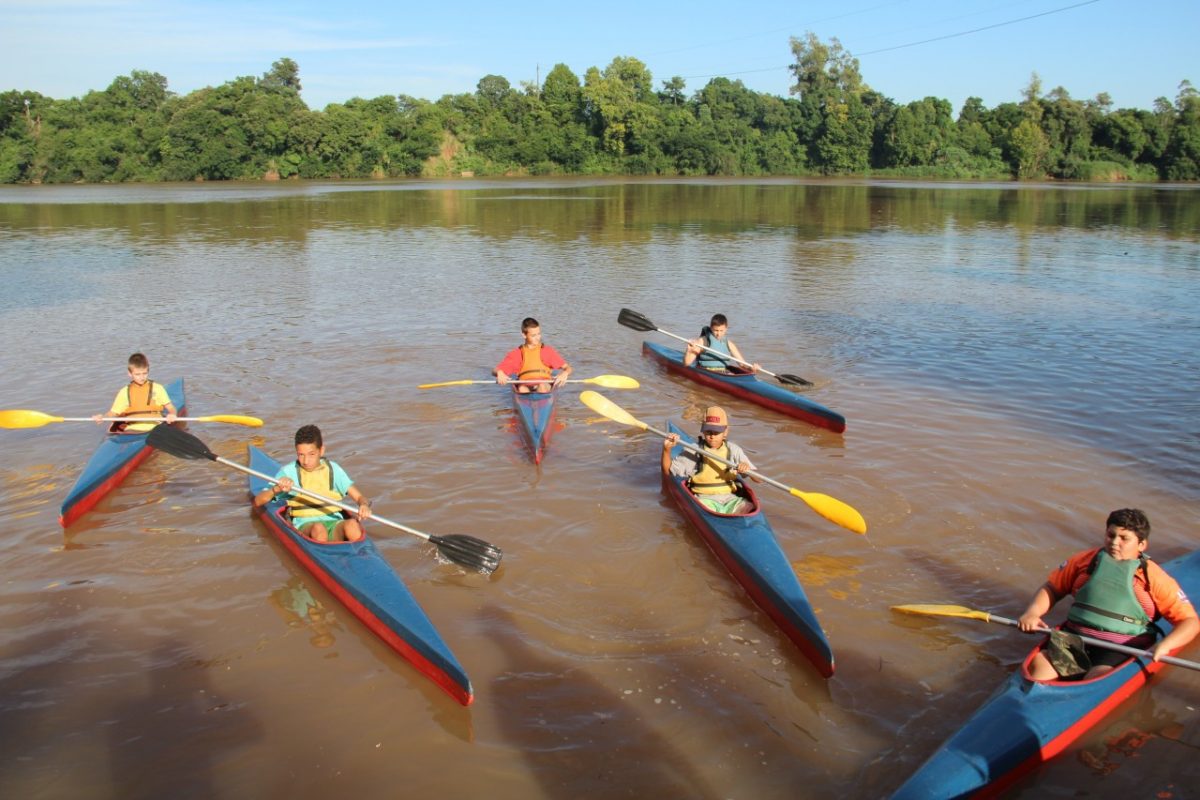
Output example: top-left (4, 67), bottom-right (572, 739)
top-left (2, 35), bottom-right (1198, 184)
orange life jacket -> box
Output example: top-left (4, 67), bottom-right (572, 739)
top-left (121, 380), bottom-right (163, 416)
top-left (518, 345), bottom-right (552, 381)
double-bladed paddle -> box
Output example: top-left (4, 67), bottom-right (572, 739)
top-left (580, 390), bottom-right (866, 534)
top-left (145, 425), bottom-right (502, 575)
top-left (0, 409), bottom-right (263, 429)
top-left (891, 603), bottom-right (1200, 672)
top-left (419, 374), bottom-right (639, 390)
top-left (617, 308), bottom-right (813, 389)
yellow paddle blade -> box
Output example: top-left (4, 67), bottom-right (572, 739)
top-left (585, 374), bottom-right (640, 389)
top-left (579, 391), bottom-right (648, 430)
top-left (891, 604), bottom-right (992, 622)
top-left (196, 414), bottom-right (264, 427)
top-left (791, 489), bottom-right (867, 534)
top-left (418, 379), bottom-right (483, 389)
top-left (0, 409), bottom-right (64, 429)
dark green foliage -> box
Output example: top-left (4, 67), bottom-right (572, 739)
top-left (3, 45), bottom-right (1197, 183)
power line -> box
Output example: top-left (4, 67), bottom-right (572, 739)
top-left (676, 0), bottom-right (1100, 82)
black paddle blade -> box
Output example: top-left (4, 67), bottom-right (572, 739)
top-left (617, 307), bottom-right (657, 332)
top-left (778, 373), bottom-right (814, 389)
top-left (146, 423), bottom-right (217, 461)
top-left (431, 533), bottom-right (503, 575)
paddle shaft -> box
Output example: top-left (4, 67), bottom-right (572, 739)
top-left (989, 612), bottom-right (1200, 671)
top-left (64, 416), bottom-right (223, 423)
top-left (215, 455), bottom-right (433, 543)
top-left (650, 327), bottom-right (780, 379)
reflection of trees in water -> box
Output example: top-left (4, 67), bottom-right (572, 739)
top-left (269, 577), bottom-right (340, 650)
top-left (7, 183), bottom-right (1196, 249)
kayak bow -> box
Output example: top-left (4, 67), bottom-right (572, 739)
top-left (512, 386), bottom-right (557, 464)
top-left (664, 422), bottom-right (835, 677)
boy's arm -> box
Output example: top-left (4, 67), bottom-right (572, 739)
top-left (1153, 616), bottom-right (1199, 661)
top-left (727, 340), bottom-right (759, 373)
top-left (1018, 584), bottom-right (1058, 632)
top-left (495, 348), bottom-right (518, 384)
top-left (254, 472), bottom-right (293, 507)
top-left (345, 484), bottom-right (372, 519)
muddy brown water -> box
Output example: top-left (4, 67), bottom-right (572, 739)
top-left (1, 178), bottom-right (1198, 798)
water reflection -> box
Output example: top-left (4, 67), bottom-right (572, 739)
top-left (268, 578), bottom-right (339, 650)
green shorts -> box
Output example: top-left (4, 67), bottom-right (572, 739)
top-left (696, 495), bottom-right (750, 515)
top-left (293, 515), bottom-right (344, 542)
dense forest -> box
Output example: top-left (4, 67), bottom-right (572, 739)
top-left (2, 34), bottom-right (1198, 184)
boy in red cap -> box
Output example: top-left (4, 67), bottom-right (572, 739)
top-left (661, 405), bottom-right (760, 514)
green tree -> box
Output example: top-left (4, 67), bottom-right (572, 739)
top-left (879, 96), bottom-right (954, 166)
top-left (582, 57), bottom-right (659, 160)
top-left (788, 33), bottom-right (873, 173)
top-left (1162, 80), bottom-right (1200, 179)
top-left (261, 58), bottom-right (302, 93)
top-left (1009, 117), bottom-right (1050, 178)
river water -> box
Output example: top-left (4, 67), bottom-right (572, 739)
top-left (1, 178), bottom-right (1198, 799)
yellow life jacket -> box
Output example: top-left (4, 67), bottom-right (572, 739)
top-left (689, 443), bottom-right (738, 495)
top-left (518, 344), bottom-right (552, 381)
top-left (121, 380), bottom-right (163, 416)
top-left (287, 459), bottom-right (345, 518)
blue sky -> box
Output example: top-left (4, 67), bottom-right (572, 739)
top-left (2, 0), bottom-right (1196, 114)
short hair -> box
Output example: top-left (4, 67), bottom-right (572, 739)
top-left (294, 424), bottom-right (323, 448)
top-left (710, 314), bottom-right (728, 328)
top-left (521, 317), bottom-right (540, 332)
top-left (128, 353), bottom-right (149, 369)
top-left (1106, 508), bottom-right (1151, 542)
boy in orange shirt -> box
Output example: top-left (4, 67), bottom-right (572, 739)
top-left (1018, 508), bottom-right (1198, 680)
top-left (494, 317), bottom-right (572, 394)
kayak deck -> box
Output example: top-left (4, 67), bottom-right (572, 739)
top-left (664, 422), bottom-right (834, 677)
top-left (892, 548), bottom-right (1200, 798)
top-left (642, 341), bottom-right (846, 433)
top-left (512, 386), bottom-right (556, 464)
top-left (247, 445), bottom-right (473, 705)
top-left (59, 378), bottom-right (186, 527)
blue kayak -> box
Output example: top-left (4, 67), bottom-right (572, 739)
top-left (247, 446), bottom-right (474, 706)
top-left (512, 386), bottom-right (556, 464)
top-left (664, 422), bottom-right (835, 677)
top-left (892, 548), bottom-right (1200, 798)
top-left (59, 378), bottom-right (186, 527)
top-left (642, 342), bottom-right (846, 433)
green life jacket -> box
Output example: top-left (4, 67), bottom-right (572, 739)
top-left (1067, 550), bottom-right (1154, 636)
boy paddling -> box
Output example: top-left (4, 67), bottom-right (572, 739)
top-left (253, 425), bottom-right (372, 543)
top-left (1018, 508), bottom-right (1198, 681)
top-left (494, 317), bottom-right (572, 393)
top-left (661, 406), bottom-right (762, 515)
top-left (93, 352), bottom-right (178, 432)
top-left (683, 314), bottom-right (760, 374)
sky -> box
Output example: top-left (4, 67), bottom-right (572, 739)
top-left (2, 0), bottom-right (1196, 114)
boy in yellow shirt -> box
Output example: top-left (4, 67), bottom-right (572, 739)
top-left (93, 352), bottom-right (177, 432)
